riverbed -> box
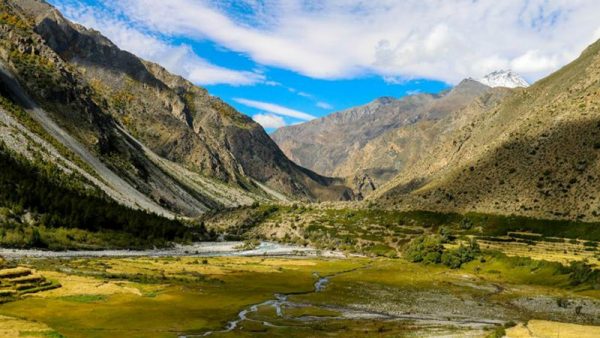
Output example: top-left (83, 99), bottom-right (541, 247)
top-left (0, 241), bottom-right (345, 259)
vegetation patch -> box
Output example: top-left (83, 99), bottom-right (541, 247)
top-left (404, 235), bottom-right (481, 268)
top-left (0, 143), bottom-right (206, 249)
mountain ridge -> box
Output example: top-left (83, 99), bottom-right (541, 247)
top-left (373, 38), bottom-right (600, 222)
top-left (1, 0), bottom-right (353, 222)
top-left (272, 78), bottom-right (496, 188)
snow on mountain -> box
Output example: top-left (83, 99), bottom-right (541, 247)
top-left (478, 70), bottom-right (529, 88)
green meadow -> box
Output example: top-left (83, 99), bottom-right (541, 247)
top-left (0, 252), bottom-right (598, 337)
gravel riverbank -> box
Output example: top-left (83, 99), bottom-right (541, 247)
top-left (0, 241), bottom-right (345, 259)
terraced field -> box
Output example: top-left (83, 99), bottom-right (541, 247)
top-left (204, 205), bottom-right (600, 264)
top-left (478, 233), bottom-right (600, 267)
top-left (0, 262), bottom-right (60, 303)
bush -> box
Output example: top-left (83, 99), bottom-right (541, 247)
top-left (404, 235), bottom-right (444, 264)
top-left (568, 261), bottom-right (600, 288)
top-left (28, 228), bottom-right (46, 248)
top-left (406, 235), bottom-right (480, 269)
top-left (441, 240), bottom-right (480, 269)
top-left (438, 225), bottom-right (455, 242)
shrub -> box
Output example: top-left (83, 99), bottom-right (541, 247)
top-left (568, 261), bottom-right (600, 288)
top-left (404, 235), bottom-right (444, 264)
top-left (438, 225), bottom-right (455, 242)
top-left (406, 235), bottom-right (480, 269)
top-left (441, 239), bottom-right (480, 269)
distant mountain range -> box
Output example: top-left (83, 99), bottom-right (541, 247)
top-left (272, 75), bottom-right (512, 195)
top-left (370, 39), bottom-right (600, 221)
top-left (273, 49), bottom-right (600, 222)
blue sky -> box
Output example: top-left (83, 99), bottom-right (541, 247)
top-left (50, 0), bottom-right (600, 131)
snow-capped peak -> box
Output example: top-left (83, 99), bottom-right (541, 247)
top-left (478, 70), bottom-right (529, 88)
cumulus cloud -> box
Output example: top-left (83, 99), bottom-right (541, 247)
top-left (234, 98), bottom-right (316, 121)
top-left (252, 113), bottom-right (287, 129)
top-left (55, 1), bottom-right (264, 86)
top-left (510, 50), bottom-right (561, 74)
top-left (102, 0), bottom-right (600, 84)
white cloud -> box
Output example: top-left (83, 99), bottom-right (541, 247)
top-left (234, 98), bottom-right (316, 121)
top-left (56, 2), bottom-right (264, 86)
top-left (252, 113), bottom-right (286, 129)
top-left (382, 76), bottom-right (408, 85)
top-left (296, 91), bottom-right (313, 98)
top-left (104, 0), bottom-right (600, 84)
top-left (316, 101), bottom-right (333, 110)
top-left (511, 50), bottom-right (561, 74)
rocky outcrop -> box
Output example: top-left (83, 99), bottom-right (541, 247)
top-left (351, 173), bottom-right (377, 200)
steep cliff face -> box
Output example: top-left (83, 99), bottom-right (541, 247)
top-left (375, 39), bottom-right (600, 222)
top-left (0, 0), bottom-right (351, 218)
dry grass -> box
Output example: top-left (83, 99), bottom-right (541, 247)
top-left (0, 314), bottom-right (57, 337)
top-left (478, 239), bottom-right (599, 267)
top-left (506, 319), bottom-right (600, 338)
top-left (32, 271), bottom-right (144, 298)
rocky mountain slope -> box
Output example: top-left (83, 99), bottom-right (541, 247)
top-left (272, 79), bottom-right (496, 190)
top-left (0, 0), bottom-right (351, 223)
top-left (339, 83), bottom-right (513, 190)
top-left (374, 38), bottom-right (600, 222)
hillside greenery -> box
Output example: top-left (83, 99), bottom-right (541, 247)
top-left (0, 142), bottom-right (205, 249)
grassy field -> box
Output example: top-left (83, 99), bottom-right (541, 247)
top-left (0, 253), bottom-right (597, 337)
top-left (203, 204), bottom-right (600, 262)
top-left (0, 204), bottom-right (597, 336)
top-left (0, 257), bottom-right (363, 337)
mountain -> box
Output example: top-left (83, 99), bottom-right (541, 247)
top-left (272, 79), bottom-right (496, 192)
top-left (478, 70), bottom-right (529, 88)
top-left (374, 38), bottom-right (600, 222)
top-left (0, 0), bottom-right (351, 224)
top-left (338, 84), bottom-right (512, 193)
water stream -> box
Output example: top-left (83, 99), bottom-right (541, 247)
top-left (181, 263), bottom-right (504, 337)
top-left (191, 273), bottom-right (333, 337)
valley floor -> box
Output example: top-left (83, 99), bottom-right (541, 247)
top-left (0, 251), bottom-right (598, 337)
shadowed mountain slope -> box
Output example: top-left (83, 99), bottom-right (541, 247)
top-left (374, 38), bottom-right (600, 222)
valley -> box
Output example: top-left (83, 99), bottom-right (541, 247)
top-left (1, 0), bottom-right (600, 337)
top-left (0, 246), bottom-right (598, 337)
top-left (0, 207), bottom-right (598, 337)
